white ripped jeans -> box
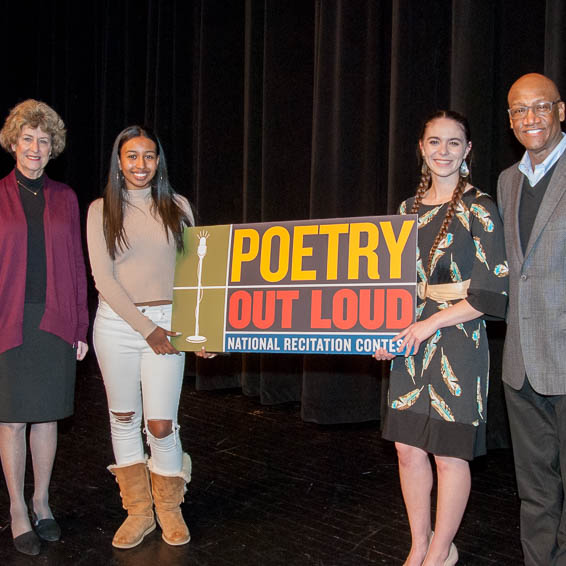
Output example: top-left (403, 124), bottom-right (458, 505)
top-left (93, 300), bottom-right (185, 475)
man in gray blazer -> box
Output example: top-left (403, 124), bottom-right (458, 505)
top-left (498, 72), bottom-right (566, 566)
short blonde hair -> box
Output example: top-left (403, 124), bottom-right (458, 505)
top-left (0, 99), bottom-right (66, 158)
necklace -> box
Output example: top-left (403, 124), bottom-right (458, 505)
top-left (17, 179), bottom-right (41, 196)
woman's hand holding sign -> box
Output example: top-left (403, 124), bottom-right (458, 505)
top-left (373, 299), bottom-right (484, 360)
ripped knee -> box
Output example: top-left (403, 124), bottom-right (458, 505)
top-left (110, 410), bottom-right (135, 424)
top-left (147, 419), bottom-right (174, 439)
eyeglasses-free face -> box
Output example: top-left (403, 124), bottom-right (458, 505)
top-left (508, 100), bottom-right (562, 120)
top-left (11, 126), bottom-right (52, 180)
top-left (119, 136), bottom-right (160, 191)
top-left (418, 117), bottom-right (471, 182)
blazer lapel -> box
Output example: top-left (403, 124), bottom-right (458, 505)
top-left (525, 153), bottom-right (566, 259)
top-left (507, 166), bottom-right (525, 263)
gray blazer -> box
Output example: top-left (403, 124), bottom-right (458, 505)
top-left (497, 151), bottom-right (566, 393)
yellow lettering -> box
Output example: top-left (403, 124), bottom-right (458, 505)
top-left (319, 224), bottom-right (349, 280)
top-left (380, 220), bottom-right (414, 279)
top-left (291, 225), bottom-right (318, 280)
top-left (260, 226), bottom-right (290, 282)
top-left (348, 223), bottom-right (379, 279)
top-left (231, 229), bottom-right (259, 282)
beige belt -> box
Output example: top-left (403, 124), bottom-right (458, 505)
top-left (417, 279), bottom-right (470, 302)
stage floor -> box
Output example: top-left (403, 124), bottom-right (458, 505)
top-left (0, 354), bottom-right (521, 565)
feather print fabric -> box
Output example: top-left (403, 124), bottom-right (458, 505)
top-left (384, 189), bottom-right (509, 460)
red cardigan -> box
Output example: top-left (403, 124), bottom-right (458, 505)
top-left (0, 170), bottom-right (89, 354)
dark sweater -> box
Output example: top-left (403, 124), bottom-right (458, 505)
top-left (519, 160), bottom-right (559, 253)
top-left (15, 169), bottom-right (47, 303)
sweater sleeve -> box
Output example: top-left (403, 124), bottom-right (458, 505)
top-left (86, 199), bottom-right (157, 338)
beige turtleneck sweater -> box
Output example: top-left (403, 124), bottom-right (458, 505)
top-left (87, 187), bottom-right (193, 338)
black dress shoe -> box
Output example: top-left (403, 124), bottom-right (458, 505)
top-left (29, 499), bottom-right (61, 542)
top-left (13, 530), bottom-right (41, 555)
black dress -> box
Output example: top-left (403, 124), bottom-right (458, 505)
top-left (381, 189), bottom-right (508, 460)
top-left (0, 172), bottom-right (76, 423)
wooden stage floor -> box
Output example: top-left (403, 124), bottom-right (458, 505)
top-left (0, 356), bottom-right (522, 565)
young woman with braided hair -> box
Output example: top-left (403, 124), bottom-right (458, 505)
top-left (374, 111), bottom-right (508, 566)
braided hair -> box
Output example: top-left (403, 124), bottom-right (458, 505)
top-left (410, 110), bottom-right (472, 279)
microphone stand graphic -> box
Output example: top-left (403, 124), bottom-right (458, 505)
top-left (186, 231), bottom-right (209, 344)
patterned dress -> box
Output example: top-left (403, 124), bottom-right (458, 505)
top-left (382, 188), bottom-right (508, 460)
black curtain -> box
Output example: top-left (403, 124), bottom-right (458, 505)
top-left (2, 0), bottom-right (565, 440)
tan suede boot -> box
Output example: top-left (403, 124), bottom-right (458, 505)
top-left (149, 453), bottom-right (192, 546)
top-left (108, 461), bottom-right (156, 549)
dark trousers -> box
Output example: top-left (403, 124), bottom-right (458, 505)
top-left (505, 380), bottom-right (566, 566)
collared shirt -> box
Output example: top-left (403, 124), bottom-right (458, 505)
top-left (518, 132), bottom-right (566, 187)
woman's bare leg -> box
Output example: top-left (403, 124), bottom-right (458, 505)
top-left (396, 442), bottom-right (434, 566)
top-left (423, 455), bottom-right (470, 565)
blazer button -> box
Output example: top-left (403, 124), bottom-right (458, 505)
top-left (520, 274), bottom-right (527, 280)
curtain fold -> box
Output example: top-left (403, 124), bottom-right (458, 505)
top-left (545, 0), bottom-right (566, 87)
top-left (2, 0), bottom-right (566, 437)
top-left (301, 1), bottom-right (385, 424)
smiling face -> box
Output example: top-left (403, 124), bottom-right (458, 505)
top-left (508, 73), bottom-right (565, 166)
top-left (419, 117), bottom-right (471, 181)
top-left (11, 125), bottom-right (52, 179)
top-left (119, 136), bottom-right (159, 190)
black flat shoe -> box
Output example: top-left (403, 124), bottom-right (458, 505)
top-left (29, 499), bottom-right (61, 542)
top-left (13, 530), bottom-right (41, 556)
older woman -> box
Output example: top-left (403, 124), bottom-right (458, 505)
top-left (0, 100), bottom-right (89, 556)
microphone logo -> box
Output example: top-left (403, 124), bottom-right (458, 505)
top-left (186, 230), bottom-right (209, 344)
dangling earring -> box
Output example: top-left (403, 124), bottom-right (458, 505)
top-left (460, 160), bottom-right (470, 178)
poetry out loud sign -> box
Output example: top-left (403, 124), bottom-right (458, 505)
top-left (171, 215), bottom-right (417, 355)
